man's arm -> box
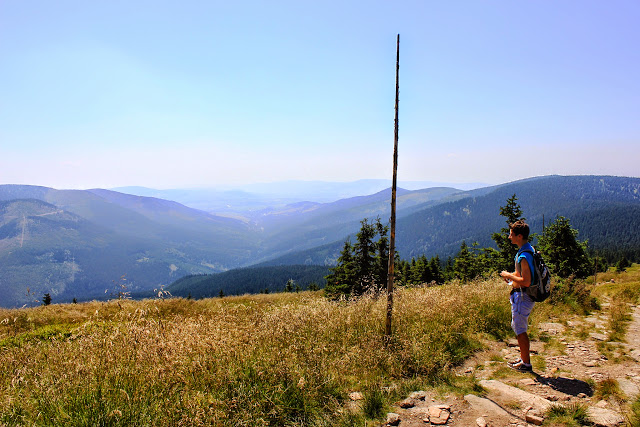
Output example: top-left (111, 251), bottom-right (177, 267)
top-left (500, 258), bottom-right (532, 288)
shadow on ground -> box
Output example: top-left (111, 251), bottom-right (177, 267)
top-left (535, 375), bottom-right (593, 397)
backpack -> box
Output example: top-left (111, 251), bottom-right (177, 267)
top-left (521, 249), bottom-right (552, 302)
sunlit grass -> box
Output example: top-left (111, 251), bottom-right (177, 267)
top-left (2, 267), bottom-right (637, 425)
top-left (0, 278), bottom-right (512, 425)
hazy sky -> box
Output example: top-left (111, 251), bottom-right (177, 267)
top-left (1, 1), bottom-right (639, 190)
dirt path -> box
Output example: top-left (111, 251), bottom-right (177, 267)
top-left (383, 301), bottom-right (640, 427)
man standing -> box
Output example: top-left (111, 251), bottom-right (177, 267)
top-left (500, 220), bottom-right (536, 372)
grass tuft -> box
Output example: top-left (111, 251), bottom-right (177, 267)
top-left (546, 402), bottom-right (589, 426)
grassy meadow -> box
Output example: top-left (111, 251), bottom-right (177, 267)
top-left (1, 267), bottom-right (638, 426)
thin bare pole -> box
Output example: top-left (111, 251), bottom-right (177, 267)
top-left (385, 34), bottom-right (400, 337)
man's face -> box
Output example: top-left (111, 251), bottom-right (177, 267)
top-left (508, 229), bottom-right (522, 245)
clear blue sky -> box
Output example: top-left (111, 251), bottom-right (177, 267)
top-left (1, 1), bottom-right (638, 189)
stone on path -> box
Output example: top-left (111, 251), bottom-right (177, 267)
top-left (464, 394), bottom-right (512, 417)
top-left (427, 405), bottom-right (450, 425)
top-left (590, 332), bottom-right (609, 341)
top-left (525, 413), bottom-right (544, 425)
top-left (586, 406), bottom-right (624, 426)
top-left (386, 412), bottom-right (400, 426)
top-left (479, 380), bottom-right (553, 413)
top-left (476, 416), bottom-right (487, 427)
top-left (399, 398), bottom-right (415, 408)
top-left (617, 377), bottom-right (640, 398)
top-left (409, 390), bottom-right (427, 400)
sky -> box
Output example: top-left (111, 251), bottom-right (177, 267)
top-left (1, 1), bottom-right (639, 190)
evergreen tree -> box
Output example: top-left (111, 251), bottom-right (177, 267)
top-left (352, 218), bottom-right (378, 295)
top-left (537, 216), bottom-right (591, 278)
top-left (284, 279), bottom-right (295, 292)
top-left (616, 256), bottom-right (631, 273)
top-left (219, 289), bottom-right (225, 298)
top-left (429, 255), bottom-right (444, 285)
top-left (42, 293), bottom-right (51, 306)
top-left (325, 217), bottom-right (390, 298)
top-left (453, 241), bottom-right (476, 282)
top-left (492, 194), bottom-right (524, 271)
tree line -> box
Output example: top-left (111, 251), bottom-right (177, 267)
top-left (325, 194), bottom-right (618, 299)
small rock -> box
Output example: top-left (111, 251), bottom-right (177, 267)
top-left (583, 360), bottom-right (598, 367)
top-left (428, 406), bottom-right (443, 418)
top-left (595, 400), bottom-right (609, 408)
top-left (578, 393), bottom-right (588, 398)
top-left (430, 411), bottom-right (450, 425)
top-left (409, 391), bottom-right (427, 400)
top-left (590, 332), bottom-right (608, 341)
top-left (525, 413), bottom-right (544, 425)
top-left (386, 412), bottom-right (400, 426)
top-left (465, 366), bottom-right (474, 373)
top-left (399, 398), bottom-right (415, 408)
top-left (476, 416), bottom-right (487, 427)
top-left (349, 392), bottom-right (363, 401)
top-left (520, 378), bottom-right (537, 386)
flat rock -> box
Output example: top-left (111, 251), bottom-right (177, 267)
top-left (590, 332), bottom-right (609, 341)
top-left (476, 417), bottom-right (487, 427)
top-left (616, 378), bottom-right (640, 398)
top-left (479, 380), bottom-right (552, 412)
top-left (538, 322), bottom-right (566, 334)
top-left (525, 413), bottom-right (544, 425)
top-left (464, 394), bottom-right (512, 417)
top-left (586, 406), bottom-right (624, 426)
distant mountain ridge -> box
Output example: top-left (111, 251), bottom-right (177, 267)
top-left (1, 175), bottom-right (639, 307)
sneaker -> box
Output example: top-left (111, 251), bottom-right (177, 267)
top-left (507, 359), bottom-right (533, 372)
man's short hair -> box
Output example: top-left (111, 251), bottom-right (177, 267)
top-left (510, 220), bottom-right (530, 240)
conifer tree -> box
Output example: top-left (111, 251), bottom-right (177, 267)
top-left (492, 194), bottom-right (524, 271)
top-left (325, 217), bottom-right (390, 298)
top-left (537, 216), bottom-right (591, 278)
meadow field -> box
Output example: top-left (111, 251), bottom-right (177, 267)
top-left (1, 268), bottom-right (638, 426)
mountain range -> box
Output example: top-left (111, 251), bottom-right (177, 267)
top-left (1, 175), bottom-right (639, 308)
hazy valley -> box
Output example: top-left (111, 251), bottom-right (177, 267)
top-left (1, 175), bottom-right (639, 308)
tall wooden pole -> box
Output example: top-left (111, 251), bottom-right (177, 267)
top-left (385, 34), bottom-right (400, 337)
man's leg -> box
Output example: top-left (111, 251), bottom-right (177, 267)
top-left (517, 332), bottom-right (530, 364)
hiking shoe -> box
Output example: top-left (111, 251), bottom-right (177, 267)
top-left (507, 359), bottom-right (533, 372)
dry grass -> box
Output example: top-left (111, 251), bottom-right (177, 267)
top-left (1, 278), bottom-right (511, 426)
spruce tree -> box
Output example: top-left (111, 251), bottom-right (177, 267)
top-left (537, 216), bottom-right (591, 278)
top-left (325, 217), bottom-right (391, 298)
top-left (492, 194), bottom-right (524, 271)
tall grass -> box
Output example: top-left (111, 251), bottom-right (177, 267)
top-left (1, 278), bottom-right (512, 426)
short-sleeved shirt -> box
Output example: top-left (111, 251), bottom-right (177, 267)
top-left (515, 243), bottom-right (535, 288)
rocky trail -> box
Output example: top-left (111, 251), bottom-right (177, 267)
top-left (379, 301), bottom-right (640, 427)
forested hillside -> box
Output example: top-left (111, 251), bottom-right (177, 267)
top-left (1, 176), bottom-right (639, 307)
top-left (267, 176), bottom-right (640, 266)
top-left (164, 265), bottom-right (329, 299)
